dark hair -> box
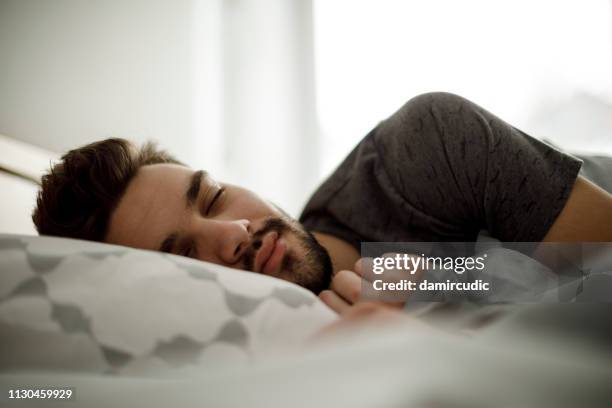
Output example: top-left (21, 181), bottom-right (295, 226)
top-left (32, 138), bottom-right (182, 241)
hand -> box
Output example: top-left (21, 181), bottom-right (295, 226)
top-left (319, 257), bottom-right (407, 314)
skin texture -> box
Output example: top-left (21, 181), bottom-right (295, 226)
top-left (540, 176), bottom-right (612, 242)
top-left (106, 164), bottom-right (278, 266)
top-left (106, 163), bottom-right (612, 316)
top-left (105, 163), bottom-right (333, 293)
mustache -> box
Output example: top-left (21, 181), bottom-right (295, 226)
top-left (242, 217), bottom-right (290, 272)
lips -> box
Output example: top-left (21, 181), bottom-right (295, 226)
top-left (253, 231), bottom-right (286, 275)
top-left (263, 237), bottom-right (286, 276)
top-left (254, 231), bottom-right (278, 273)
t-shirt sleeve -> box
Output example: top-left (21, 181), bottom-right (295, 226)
top-left (300, 92), bottom-right (583, 244)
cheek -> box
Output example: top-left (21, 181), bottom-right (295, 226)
top-left (252, 200), bottom-right (282, 218)
top-left (229, 191), bottom-right (280, 219)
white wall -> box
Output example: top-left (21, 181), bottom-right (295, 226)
top-left (0, 0), bottom-right (196, 163)
top-left (314, 0), bottom-right (612, 176)
top-left (0, 0), bottom-right (319, 216)
top-left (219, 0), bottom-right (319, 215)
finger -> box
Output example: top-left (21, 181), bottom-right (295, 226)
top-left (330, 269), bottom-right (363, 305)
top-left (354, 258), bottom-right (364, 274)
top-left (319, 290), bottom-right (351, 314)
top-left (380, 252), bottom-right (425, 283)
top-left (356, 254), bottom-right (415, 286)
top-left (353, 257), bottom-right (375, 282)
top-left (360, 280), bottom-right (407, 308)
top-left (361, 253), bottom-right (418, 306)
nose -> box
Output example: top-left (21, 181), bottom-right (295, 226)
top-left (193, 218), bottom-right (251, 265)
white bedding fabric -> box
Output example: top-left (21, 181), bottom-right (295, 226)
top-left (0, 234), bottom-right (336, 377)
top-left (2, 234), bottom-right (612, 407)
top-left (2, 313), bottom-right (612, 408)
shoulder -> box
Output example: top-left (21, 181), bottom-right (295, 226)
top-left (375, 92), bottom-right (471, 143)
top-left (372, 92), bottom-right (486, 163)
top-left (387, 92), bottom-right (472, 122)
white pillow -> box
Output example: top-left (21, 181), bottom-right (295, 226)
top-left (0, 234), bottom-right (336, 376)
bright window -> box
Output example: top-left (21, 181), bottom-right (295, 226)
top-left (314, 0), bottom-right (612, 176)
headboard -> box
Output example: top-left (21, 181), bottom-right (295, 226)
top-left (0, 134), bottom-right (58, 234)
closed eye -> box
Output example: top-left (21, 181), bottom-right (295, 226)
top-left (205, 187), bottom-right (225, 215)
top-left (181, 246), bottom-right (195, 258)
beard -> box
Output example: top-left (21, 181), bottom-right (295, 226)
top-left (241, 217), bottom-right (333, 294)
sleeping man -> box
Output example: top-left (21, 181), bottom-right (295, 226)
top-left (32, 92), bottom-right (612, 316)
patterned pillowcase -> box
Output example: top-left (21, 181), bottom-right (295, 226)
top-left (0, 234), bottom-right (336, 376)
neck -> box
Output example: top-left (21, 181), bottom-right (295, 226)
top-left (312, 231), bottom-right (360, 275)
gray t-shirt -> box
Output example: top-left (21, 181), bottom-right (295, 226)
top-left (299, 92), bottom-right (583, 249)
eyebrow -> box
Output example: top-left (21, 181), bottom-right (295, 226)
top-left (158, 170), bottom-right (205, 253)
top-left (185, 170), bottom-right (204, 208)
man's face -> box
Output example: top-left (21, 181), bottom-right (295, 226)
top-left (106, 164), bottom-right (332, 293)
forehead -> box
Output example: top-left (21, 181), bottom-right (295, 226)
top-left (105, 163), bottom-right (194, 250)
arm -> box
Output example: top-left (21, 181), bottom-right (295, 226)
top-left (541, 175), bottom-right (612, 242)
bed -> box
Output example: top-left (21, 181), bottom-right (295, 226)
top-left (1, 135), bottom-right (612, 407)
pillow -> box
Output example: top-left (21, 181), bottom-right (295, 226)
top-left (0, 234), bottom-right (336, 376)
